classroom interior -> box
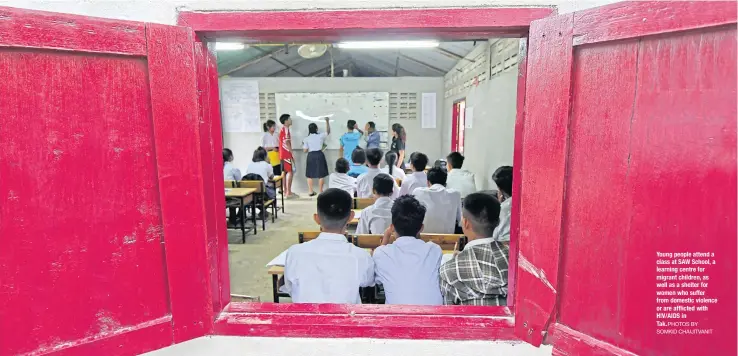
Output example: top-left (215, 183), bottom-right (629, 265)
top-left (218, 38), bottom-right (520, 302)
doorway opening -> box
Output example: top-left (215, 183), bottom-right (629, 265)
top-left (451, 98), bottom-right (466, 154)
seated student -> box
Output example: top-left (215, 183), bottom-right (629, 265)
top-left (491, 166), bottom-right (513, 241)
top-left (328, 158), bottom-right (356, 196)
top-left (356, 148), bottom-right (398, 198)
top-left (283, 189), bottom-right (374, 304)
top-left (223, 148), bottom-right (242, 181)
top-left (412, 167), bottom-right (462, 234)
top-left (347, 147), bottom-right (369, 178)
top-left (380, 151), bottom-right (406, 181)
top-left (445, 152), bottom-right (477, 198)
top-left (398, 152), bottom-right (429, 196)
top-left (245, 147), bottom-right (276, 199)
top-left (356, 174), bottom-right (394, 234)
top-left (440, 193), bottom-right (508, 306)
top-left (373, 196), bottom-right (443, 305)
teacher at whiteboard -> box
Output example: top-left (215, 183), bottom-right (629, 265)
top-left (390, 123), bottom-right (407, 169)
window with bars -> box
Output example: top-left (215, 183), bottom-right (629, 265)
top-left (389, 92), bottom-right (418, 121)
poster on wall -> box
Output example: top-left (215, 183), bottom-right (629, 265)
top-left (219, 78), bottom-right (261, 133)
top-left (421, 92), bottom-right (437, 129)
top-left (465, 106), bottom-right (474, 128)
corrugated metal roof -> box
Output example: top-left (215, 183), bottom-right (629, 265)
top-left (217, 41), bottom-right (477, 77)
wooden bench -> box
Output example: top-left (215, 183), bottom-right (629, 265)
top-left (353, 197), bottom-right (374, 209)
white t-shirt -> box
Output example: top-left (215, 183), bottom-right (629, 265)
top-left (329, 173), bottom-right (357, 196)
top-left (381, 166), bottom-right (406, 181)
top-left (412, 184), bottom-right (462, 234)
top-left (446, 169), bottom-right (477, 198)
top-left (245, 161), bottom-right (274, 183)
top-left (262, 131), bottom-right (279, 149)
top-left (303, 132), bottom-right (328, 152)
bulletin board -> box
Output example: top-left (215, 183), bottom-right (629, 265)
top-left (275, 92), bottom-right (390, 150)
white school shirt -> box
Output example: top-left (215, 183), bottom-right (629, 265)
top-left (356, 197), bottom-right (393, 234)
top-left (262, 131), bottom-right (279, 149)
top-left (373, 236), bottom-right (443, 305)
top-left (328, 173), bottom-right (356, 196)
top-left (412, 184), bottom-right (462, 234)
top-left (302, 132), bottom-right (328, 152)
top-left (283, 233), bottom-right (374, 304)
top-left (399, 171), bottom-right (428, 196)
top-left (492, 198), bottom-right (512, 242)
top-left (245, 161), bottom-right (274, 183)
top-left (355, 168), bottom-right (399, 199)
top-left (380, 166), bottom-right (406, 181)
top-left (446, 169), bottom-right (477, 198)
top-left (223, 161), bottom-right (242, 181)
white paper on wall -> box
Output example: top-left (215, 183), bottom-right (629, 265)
top-left (465, 106), bottom-right (474, 129)
top-left (220, 78), bottom-right (261, 133)
top-left (421, 92), bottom-right (437, 129)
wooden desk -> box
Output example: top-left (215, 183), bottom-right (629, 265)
top-left (349, 209), bottom-right (362, 225)
top-left (267, 248), bottom-right (451, 303)
top-left (270, 176), bottom-right (284, 213)
top-left (225, 188), bottom-right (257, 243)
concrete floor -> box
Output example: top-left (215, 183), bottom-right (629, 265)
top-left (226, 197), bottom-right (319, 303)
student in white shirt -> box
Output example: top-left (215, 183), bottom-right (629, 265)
top-left (262, 120), bottom-right (282, 176)
top-left (283, 189), bottom-right (374, 304)
top-left (356, 148), bottom-right (398, 198)
top-left (491, 166), bottom-right (513, 242)
top-left (373, 195), bottom-right (443, 305)
top-left (245, 147), bottom-right (276, 199)
top-left (445, 152), bottom-right (477, 198)
top-left (356, 174), bottom-right (394, 234)
top-left (398, 152), bottom-right (429, 196)
top-left (412, 167), bottom-right (462, 234)
top-left (328, 158), bottom-right (356, 196)
top-left (222, 148), bottom-right (241, 182)
top-left (302, 118), bottom-right (331, 196)
top-left (380, 151), bottom-right (406, 182)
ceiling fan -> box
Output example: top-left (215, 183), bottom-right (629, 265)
top-left (297, 44), bottom-right (329, 59)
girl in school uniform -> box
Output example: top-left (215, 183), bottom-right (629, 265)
top-left (303, 118), bottom-right (331, 196)
top-left (262, 120), bottom-right (282, 176)
top-left (380, 151), bottom-right (406, 181)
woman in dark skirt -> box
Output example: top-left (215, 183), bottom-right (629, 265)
top-left (390, 123), bottom-right (407, 170)
top-left (302, 118), bottom-right (331, 196)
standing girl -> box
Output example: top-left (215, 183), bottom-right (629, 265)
top-left (262, 120), bottom-right (281, 177)
top-left (390, 123), bottom-right (407, 170)
top-left (303, 118), bottom-right (331, 196)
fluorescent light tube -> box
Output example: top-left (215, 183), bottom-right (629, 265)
top-left (335, 41), bottom-right (440, 49)
top-left (216, 42), bottom-right (246, 50)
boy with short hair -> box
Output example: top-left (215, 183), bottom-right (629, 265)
top-left (278, 114), bottom-right (298, 199)
top-left (398, 152), bottom-right (429, 196)
top-left (356, 148), bottom-right (397, 198)
top-left (356, 174), bottom-right (394, 234)
top-left (440, 193), bottom-right (508, 306)
top-left (339, 120), bottom-right (363, 162)
top-left (283, 189), bottom-right (374, 304)
top-left (373, 196), bottom-right (443, 305)
top-left (347, 147), bottom-right (369, 178)
top-left (328, 158), bottom-right (357, 196)
top-left (445, 152), bottom-right (477, 198)
top-left (412, 167), bottom-right (462, 234)
top-left (491, 166), bottom-right (513, 241)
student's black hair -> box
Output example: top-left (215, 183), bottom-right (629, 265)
top-left (373, 174), bottom-right (394, 197)
top-left (317, 188), bottom-right (353, 231)
top-left (367, 121), bottom-right (376, 130)
top-left (384, 151), bottom-right (397, 176)
top-left (392, 123), bottom-right (406, 142)
top-left (446, 152), bottom-right (465, 169)
top-left (366, 148), bottom-right (383, 166)
top-left (410, 152), bottom-right (429, 171)
top-left (347, 120), bottom-right (356, 130)
top-left (279, 114), bottom-right (291, 125)
top-left (391, 195), bottom-right (426, 237)
top-left (351, 147), bottom-right (367, 165)
top-left (223, 148), bottom-right (234, 163)
top-left (462, 193), bottom-right (501, 237)
top-left (492, 166), bottom-right (513, 197)
top-left (335, 158), bottom-right (350, 174)
top-left (426, 167), bottom-right (447, 186)
top-left (308, 123), bottom-right (318, 135)
top-left (263, 119), bottom-right (276, 132)
top-left (252, 146), bottom-right (267, 162)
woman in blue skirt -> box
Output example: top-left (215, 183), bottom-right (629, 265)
top-left (302, 118), bottom-right (331, 196)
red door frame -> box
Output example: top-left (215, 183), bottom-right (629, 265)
top-left (0, 6), bottom-right (214, 354)
top-left (451, 99), bottom-right (466, 153)
top-left (178, 7), bottom-right (551, 341)
top-left (514, 2), bottom-right (736, 355)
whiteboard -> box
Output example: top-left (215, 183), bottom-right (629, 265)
top-left (219, 78), bottom-right (261, 133)
top-left (275, 92), bottom-right (390, 150)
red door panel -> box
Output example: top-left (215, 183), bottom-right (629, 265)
top-left (0, 7), bottom-right (213, 355)
top-left (516, 2), bottom-right (736, 355)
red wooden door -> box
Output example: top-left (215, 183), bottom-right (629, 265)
top-left (0, 7), bottom-right (214, 355)
top-left (515, 2), bottom-right (736, 355)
